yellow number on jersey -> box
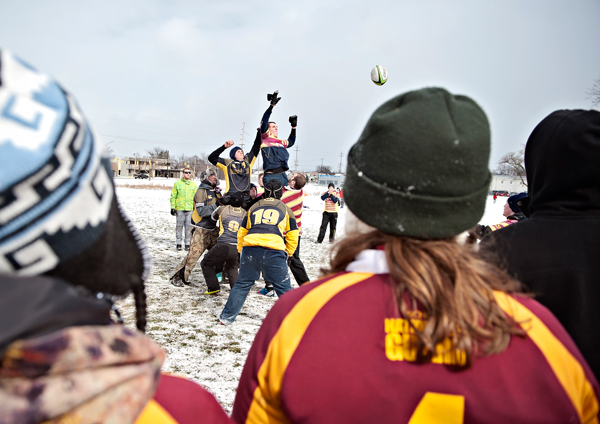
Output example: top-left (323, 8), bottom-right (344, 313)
top-left (252, 209), bottom-right (280, 225)
top-left (228, 220), bottom-right (240, 232)
top-left (408, 392), bottom-right (464, 424)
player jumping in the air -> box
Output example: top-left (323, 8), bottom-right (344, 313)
top-left (259, 90), bottom-right (297, 188)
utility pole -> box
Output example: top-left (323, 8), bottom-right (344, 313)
top-left (320, 158), bottom-right (324, 173)
top-left (339, 152), bottom-right (343, 174)
top-left (294, 145), bottom-right (299, 172)
top-left (240, 122), bottom-right (245, 150)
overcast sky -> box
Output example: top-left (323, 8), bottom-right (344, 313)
top-left (2, 0), bottom-right (599, 172)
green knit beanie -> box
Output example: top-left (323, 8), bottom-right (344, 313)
top-left (345, 87), bottom-right (491, 239)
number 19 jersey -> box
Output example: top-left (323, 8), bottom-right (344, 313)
top-left (238, 198), bottom-right (299, 257)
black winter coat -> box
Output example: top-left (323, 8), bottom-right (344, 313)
top-left (480, 109), bottom-right (600, 380)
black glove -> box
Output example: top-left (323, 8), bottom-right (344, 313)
top-left (289, 115), bottom-right (297, 127)
top-left (267, 90), bottom-right (281, 106)
top-left (170, 209), bottom-right (176, 216)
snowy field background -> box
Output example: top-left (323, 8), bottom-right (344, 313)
top-left (114, 177), bottom-right (507, 413)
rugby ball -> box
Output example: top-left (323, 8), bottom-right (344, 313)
top-left (371, 65), bottom-right (388, 86)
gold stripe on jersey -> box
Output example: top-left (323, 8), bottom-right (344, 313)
top-left (246, 272), bottom-right (373, 423)
top-left (281, 190), bottom-right (303, 229)
top-left (134, 400), bottom-right (178, 424)
top-left (215, 161), bottom-right (230, 193)
top-left (494, 291), bottom-right (599, 424)
top-left (239, 199), bottom-right (299, 256)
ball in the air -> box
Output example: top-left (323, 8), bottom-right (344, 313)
top-left (371, 65), bottom-right (388, 86)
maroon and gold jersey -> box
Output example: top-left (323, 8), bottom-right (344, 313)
top-left (232, 250), bottom-right (599, 424)
top-left (136, 374), bottom-right (232, 424)
top-left (281, 188), bottom-right (304, 233)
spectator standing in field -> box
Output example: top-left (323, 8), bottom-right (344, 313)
top-left (231, 88), bottom-right (599, 423)
top-left (208, 131), bottom-right (261, 205)
top-left (201, 193), bottom-right (247, 295)
top-left (219, 180), bottom-right (298, 325)
top-left (481, 109), bottom-right (600, 380)
top-left (316, 183), bottom-right (340, 243)
top-left (259, 90), bottom-right (297, 187)
top-left (170, 169), bottom-right (221, 287)
top-left (170, 167), bottom-right (197, 250)
top-left (0, 49), bottom-right (231, 423)
top-left (259, 173), bottom-right (310, 296)
top-left (338, 186), bottom-right (344, 208)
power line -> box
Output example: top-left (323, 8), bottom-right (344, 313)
top-left (90, 120), bottom-right (205, 140)
top-left (98, 133), bottom-right (217, 147)
top-left (85, 102), bottom-right (231, 130)
top-left (88, 112), bottom-right (216, 135)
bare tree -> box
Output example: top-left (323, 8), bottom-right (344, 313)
top-left (147, 146), bottom-right (170, 159)
top-left (170, 154), bottom-right (187, 170)
top-left (187, 154), bottom-right (210, 176)
top-left (586, 77), bottom-right (600, 108)
top-left (495, 146), bottom-right (527, 187)
top-left (316, 165), bottom-right (333, 174)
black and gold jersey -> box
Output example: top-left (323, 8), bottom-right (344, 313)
top-left (208, 133), bottom-right (261, 195)
top-left (191, 187), bottom-right (220, 230)
top-left (238, 198), bottom-right (299, 256)
top-left (212, 206), bottom-right (246, 245)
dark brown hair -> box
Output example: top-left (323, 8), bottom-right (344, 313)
top-left (291, 173), bottom-right (307, 190)
top-left (324, 229), bottom-right (525, 368)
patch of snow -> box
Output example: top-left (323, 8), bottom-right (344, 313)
top-left (115, 181), bottom-right (505, 413)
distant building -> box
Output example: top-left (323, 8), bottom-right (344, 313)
top-left (317, 174), bottom-right (345, 188)
top-left (111, 157), bottom-right (175, 178)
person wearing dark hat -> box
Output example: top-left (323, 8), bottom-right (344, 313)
top-left (201, 193), bottom-right (247, 295)
top-left (208, 132), bottom-right (261, 207)
top-left (231, 88), bottom-right (599, 423)
top-left (259, 90), bottom-right (298, 188)
top-left (316, 183), bottom-right (340, 243)
top-left (0, 50), bottom-right (231, 423)
top-left (259, 172), bottom-right (310, 297)
top-left (481, 109), bottom-right (600, 382)
top-left (170, 168), bottom-right (222, 287)
top-left (475, 192), bottom-right (527, 238)
top-left (219, 179), bottom-right (299, 325)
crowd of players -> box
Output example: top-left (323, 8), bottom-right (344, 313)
top-left (169, 91), bottom-right (347, 323)
top-left (1, 50), bottom-right (600, 423)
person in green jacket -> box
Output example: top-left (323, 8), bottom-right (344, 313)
top-left (170, 167), bottom-right (198, 250)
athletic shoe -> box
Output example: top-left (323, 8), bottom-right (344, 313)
top-left (176, 244), bottom-right (182, 250)
top-left (185, 245), bottom-right (190, 251)
top-left (170, 277), bottom-right (184, 287)
top-left (258, 288), bottom-right (275, 297)
top-left (205, 289), bottom-right (220, 295)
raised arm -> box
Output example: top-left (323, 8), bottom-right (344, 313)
top-left (260, 106), bottom-right (273, 134)
top-left (248, 129), bottom-right (262, 160)
top-left (208, 144), bottom-right (226, 166)
top-left (286, 115), bottom-right (297, 148)
top-left (260, 90), bottom-right (281, 133)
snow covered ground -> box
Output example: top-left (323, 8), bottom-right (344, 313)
top-left (114, 177), bottom-right (507, 413)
